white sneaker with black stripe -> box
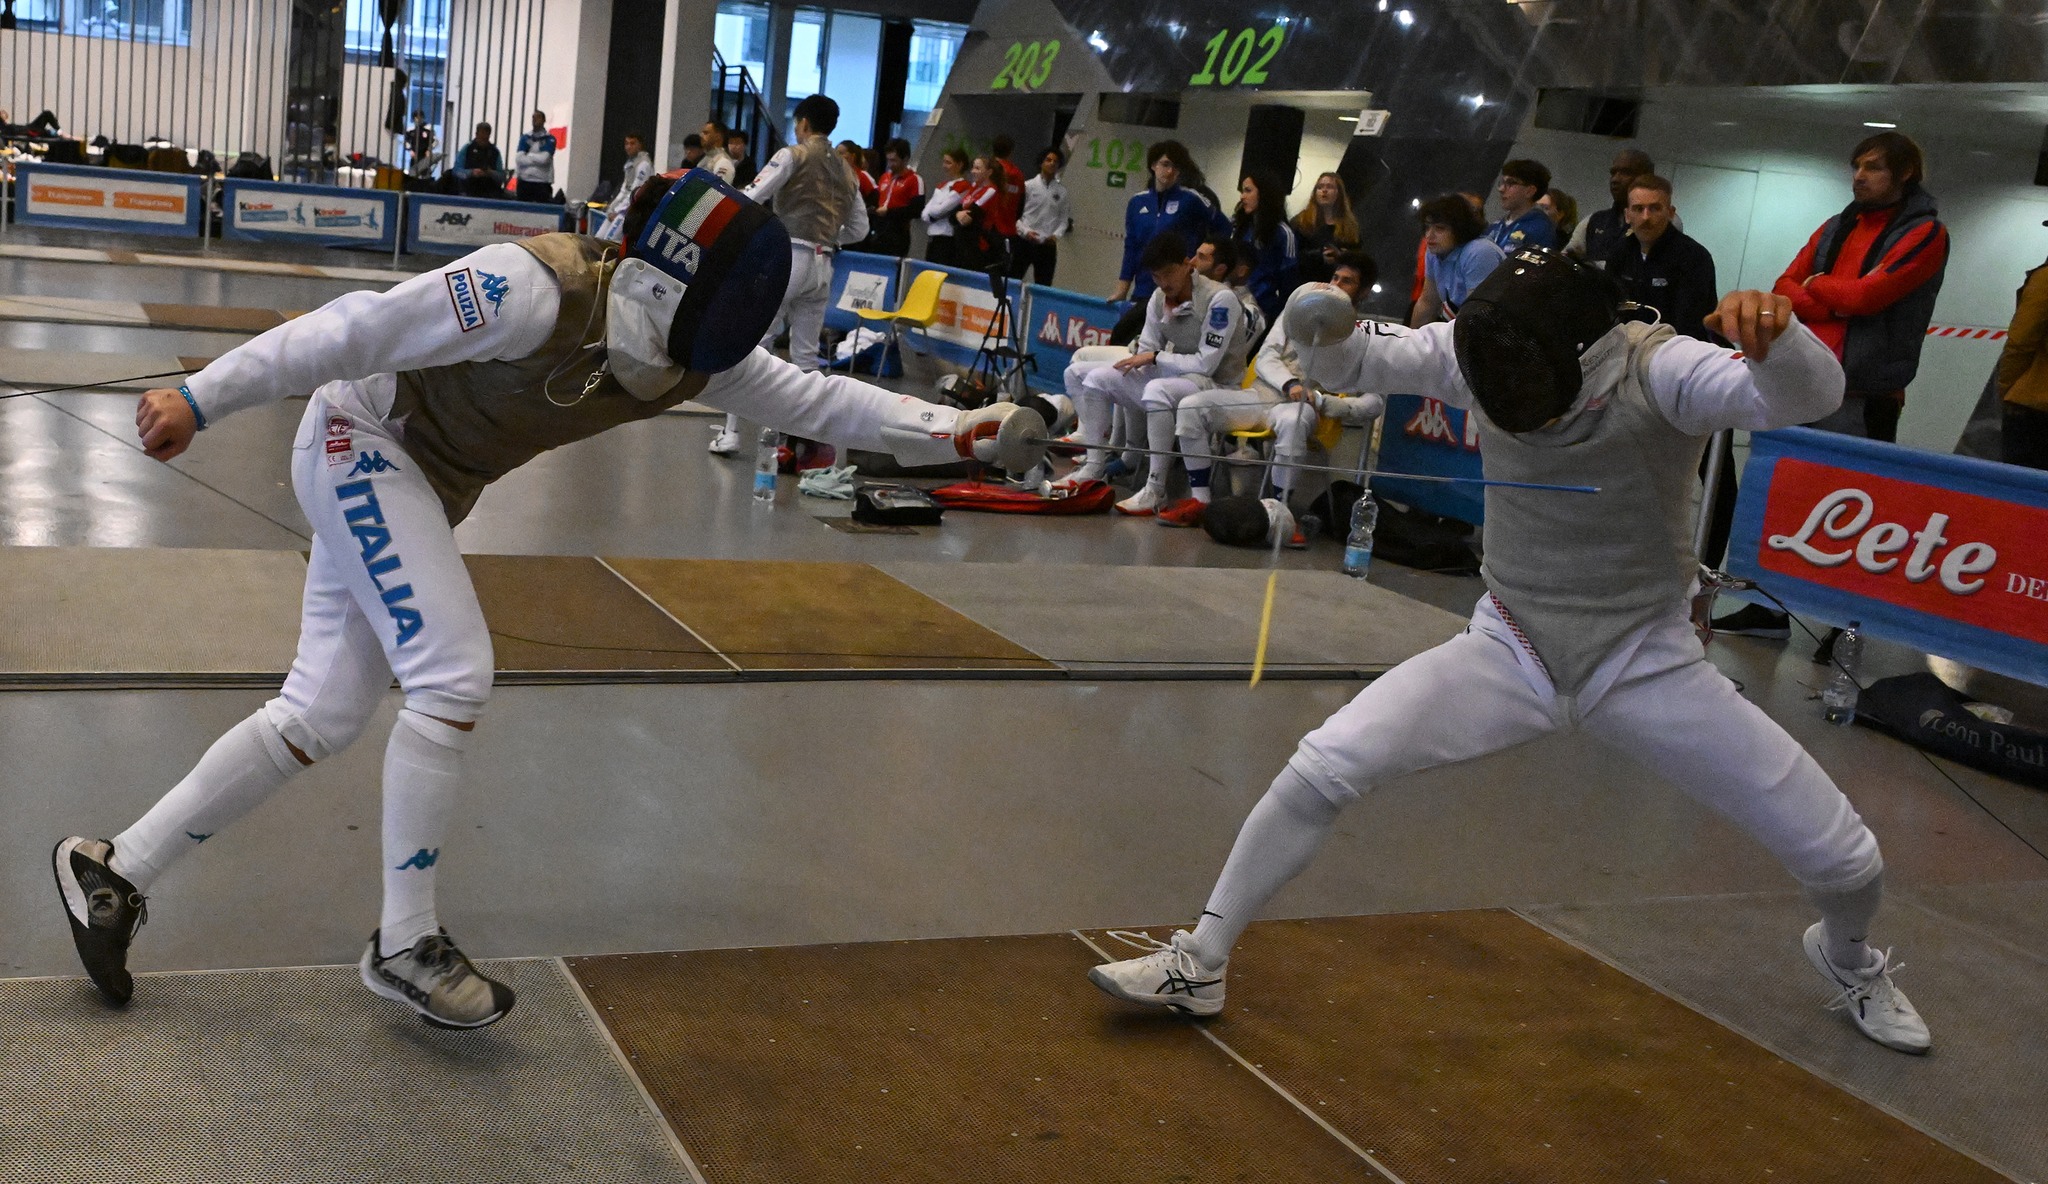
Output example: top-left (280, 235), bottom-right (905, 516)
top-left (1088, 929), bottom-right (1226, 1016)
top-left (361, 929), bottom-right (515, 1029)
top-left (1802, 922), bottom-right (1930, 1054)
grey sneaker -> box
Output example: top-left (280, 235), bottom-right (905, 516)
top-left (1803, 922), bottom-right (1930, 1054)
top-left (1087, 929), bottom-right (1226, 1017)
top-left (360, 930), bottom-right (515, 1029)
top-left (52, 837), bottom-right (147, 1006)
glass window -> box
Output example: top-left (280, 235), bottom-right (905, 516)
top-left (786, 9), bottom-right (827, 99)
top-left (902, 20), bottom-right (967, 127)
top-left (344, 0), bottom-right (450, 63)
top-left (11, 0), bottom-right (193, 42)
top-left (714, 1), bottom-right (770, 85)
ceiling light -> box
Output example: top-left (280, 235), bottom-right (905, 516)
top-left (1087, 30), bottom-right (1108, 51)
top-left (1337, 115), bottom-right (1358, 122)
top-left (1863, 120), bottom-right (1897, 128)
top-left (1395, 9), bottom-right (1415, 27)
top-left (1371, 283), bottom-right (1384, 293)
top-left (1377, 0), bottom-right (1387, 10)
top-left (1410, 198), bottom-right (1422, 209)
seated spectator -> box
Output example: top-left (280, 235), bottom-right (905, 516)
top-left (1012, 145), bottom-right (1069, 283)
top-left (1196, 237), bottom-right (1267, 352)
top-left (1607, 174), bottom-right (1718, 341)
top-left (442, 122), bottom-right (504, 196)
top-left (1488, 158), bottom-right (1557, 251)
top-left (919, 148), bottom-right (971, 266)
top-left (952, 155), bottom-right (1015, 271)
top-left (403, 111), bottom-right (437, 179)
top-left (1112, 140), bottom-right (1230, 304)
top-left (1292, 171), bottom-right (1361, 286)
top-left (681, 134), bottom-right (705, 169)
top-left (1167, 250), bottom-right (1386, 532)
top-left (726, 129), bottom-right (755, 188)
top-left (1233, 171), bottom-right (1300, 325)
top-left (698, 119), bottom-right (735, 182)
top-left (869, 138), bottom-right (926, 258)
top-left (593, 132), bottom-right (653, 242)
top-left (1056, 231), bottom-right (1251, 517)
top-left (1412, 193), bottom-right (1507, 325)
top-left (1538, 187), bottom-right (1578, 244)
top-left (513, 110), bottom-right (556, 203)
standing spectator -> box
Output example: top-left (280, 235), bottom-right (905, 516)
top-left (921, 148), bottom-right (973, 266)
top-left (1112, 140), bottom-right (1230, 304)
top-left (709, 95), bottom-right (869, 458)
top-left (1013, 145), bottom-right (1070, 283)
top-left (402, 111), bottom-right (437, 179)
top-left (443, 122), bottom-right (503, 197)
top-left (1487, 159), bottom-right (1557, 251)
top-left (869, 138), bottom-right (926, 258)
top-left (1606, 175), bottom-right (1718, 341)
top-left (990, 134), bottom-right (1027, 233)
top-left (726, 129), bottom-right (756, 188)
top-left (1411, 193), bottom-right (1506, 326)
top-left (512, 111), bottom-right (557, 203)
top-left (593, 132), bottom-right (653, 242)
top-left (698, 119), bottom-right (735, 182)
top-left (837, 140), bottom-right (879, 214)
top-left (1538, 187), bottom-right (1579, 244)
top-left (1997, 234), bottom-right (2048, 470)
top-left (951, 155), bottom-right (1014, 271)
top-left (1232, 171), bottom-right (1300, 324)
top-left (1291, 171), bottom-right (1360, 286)
top-left (1569, 149), bottom-right (1654, 267)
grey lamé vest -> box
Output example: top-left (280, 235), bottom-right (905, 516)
top-left (774, 135), bottom-right (858, 246)
top-left (1150, 274), bottom-right (1252, 382)
top-left (391, 233), bottom-right (709, 524)
top-left (1475, 321), bottom-right (1700, 694)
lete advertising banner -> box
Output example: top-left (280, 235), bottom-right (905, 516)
top-left (1727, 427), bottom-right (2048, 685)
top-left (1021, 284), bottom-right (1125, 394)
top-left (222, 180), bottom-right (398, 249)
top-left (407, 194), bottom-right (563, 254)
top-left (1372, 394), bottom-right (1486, 525)
top-left (15, 162), bottom-right (202, 237)
top-left (900, 261), bottom-right (1011, 369)
top-left (825, 251), bottom-right (900, 334)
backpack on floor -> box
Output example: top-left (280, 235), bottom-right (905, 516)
top-left (852, 483), bottom-right (944, 526)
top-left (1853, 672), bottom-right (2048, 790)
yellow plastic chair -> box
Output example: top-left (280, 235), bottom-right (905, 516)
top-left (854, 268), bottom-right (947, 360)
top-left (1226, 426), bottom-right (1277, 497)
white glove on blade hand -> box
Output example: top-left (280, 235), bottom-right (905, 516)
top-left (953, 402), bottom-right (1049, 472)
top-left (1283, 283), bottom-right (1358, 348)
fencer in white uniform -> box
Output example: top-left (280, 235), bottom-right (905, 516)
top-left (1089, 248), bottom-right (1931, 1055)
top-left (1054, 230), bottom-right (1248, 516)
top-left (52, 170), bottom-right (1044, 1030)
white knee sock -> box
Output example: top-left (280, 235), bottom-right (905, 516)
top-left (1143, 408), bottom-right (1177, 494)
top-left (111, 711), bottom-right (304, 891)
top-left (1178, 430), bottom-right (1215, 502)
top-left (1076, 394), bottom-right (1112, 468)
top-left (379, 709), bottom-right (470, 957)
top-left (1190, 765), bottom-right (1343, 966)
top-left (723, 412), bottom-right (741, 436)
top-left (1809, 869), bottom-right (1885, 971)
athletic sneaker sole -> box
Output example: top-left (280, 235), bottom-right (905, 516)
top-left (1085, 965), bottom-right (1224, 1017)
top-left (51, 838), bottom-right (136, 1007)
top-left (1801, 923), bottom-right (1930, 1055)
top-left (359, 951), bottom-right (515, 1030)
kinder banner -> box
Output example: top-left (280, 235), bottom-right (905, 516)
top-left (825, 251), bottom-right (900, 334)
top-left (15, 162), bottom-right (202, 237)
top-left (1728, 427), bottom-right (2048, 686)
top-left (222, 180), bottom-right (398, 249)
top-left (901, 261), bottom-right (1011, 368)
top-left (407, 194), bottom-right (563, 254)
top-left (1372, 395), bottom-right (1486, 525)
top-left (1020, 284), bottom-right (1124, 394)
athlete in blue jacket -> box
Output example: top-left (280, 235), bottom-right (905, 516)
top-left (1112, 141), bottom-right (1230, 305)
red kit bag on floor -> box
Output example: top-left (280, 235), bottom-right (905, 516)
top-left (929, 480), bottom-right (1116, 514)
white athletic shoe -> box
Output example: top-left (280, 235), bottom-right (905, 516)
top-left (361, 929), bottom-right (515, 1030)
top-left (1087, 929), bottom-right (1226, 1016)
top-left (1802, 922), bottom-right (1930, 1054)
top-left (708, 429), bottom-right (742, 457)
top-left (1051, 461), bottom-right (1108, 489)
top-left (1115, 486), bottom-right (1165, 517)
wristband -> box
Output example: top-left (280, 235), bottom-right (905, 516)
top-left (179, 384), bottom-right (208, 431)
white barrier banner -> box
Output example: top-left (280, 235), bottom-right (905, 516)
top-left (22, 170), bottom-right (192, 226)
top-left (409, 196), bottom-right (560, 253)
top-left (229, 185), bottom-right (391, 241)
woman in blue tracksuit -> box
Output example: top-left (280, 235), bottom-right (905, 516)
top-left (1232, 171), bottom-right (1299, 324)
top-left (1112, 140), bottom-right (1231, 305)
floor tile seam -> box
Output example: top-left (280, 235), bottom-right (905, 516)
top-left (1506, 905), bottom-right (2030, 1183)
top-left (866, 564), bottom-right (1055, 665)
top-left (550, 957), bottom-right (710, 1184)
top-left (592, 556), bottom-right (743, 674)
top-left (0, 243), bottom-right (412, 283)
top-left (1066, 928), bottom-right (1409, 1184)
top-left (0, 954), bottom-right (568, 986)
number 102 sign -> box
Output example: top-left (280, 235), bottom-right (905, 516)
top-left (1189, 25), bottom-right (1285, 87)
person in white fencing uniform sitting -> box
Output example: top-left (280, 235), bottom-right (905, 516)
top-left (709, 93), bottom-right (871, 458)
top-left (1053, 230), bottom-right (1249, 516)
top-left (52, 170), bottom-right (1045, 1032)
top-left (1159, 249), bottom-right (1386, 531)
top-left (1087, 248), bottom-right (1931, 1058)
top-left (593, 132), bottom-right (654, 242)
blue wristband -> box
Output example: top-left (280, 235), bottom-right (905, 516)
top-left (179, 384), bottom-right (208, 431)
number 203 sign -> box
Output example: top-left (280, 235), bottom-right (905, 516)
top-left (990, 40), bottom-right (1060, 91)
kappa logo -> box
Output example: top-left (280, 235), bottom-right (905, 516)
top-left (348, 450), bottom-right (400, 476)
top-left (335, 479), bottom-right (425, 646)
top-left (477, 268), bottom-right (508, 315)
top-left (394, 848), bottom-right (440, 871)
top-left (445, 267), bottom-right (486, 332)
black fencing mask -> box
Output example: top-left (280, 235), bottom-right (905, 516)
top-left (1452, 248), bottom-right (1623, 434)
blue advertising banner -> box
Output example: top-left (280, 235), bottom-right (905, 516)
top-left (825, 251), bottom-right (901, 334)
top-left (1019, 284), bottom-right (1126, 394)
top-left (15, 162), bottom-right (203, 238)
top-left (406, 193), bottom-right (564, 255)
top-left (1727, 427), bottom-right (2048, 686)
top-left (1372, 394), bottom-right (1485, 524)
top-left (222, 180), bottom-right (398, 250)
top-left (900, 261), bottom-right (1014, 369)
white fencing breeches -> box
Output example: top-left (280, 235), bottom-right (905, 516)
top-left (762, 243), bottom-right (835, 371)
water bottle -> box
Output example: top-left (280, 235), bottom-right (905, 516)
top-left (1822, 621), bottom-right (1864, 726)
top-left (1343, 488), bottom-right (1378, 579)
top-left (752, 427), bottom-right (780, 504)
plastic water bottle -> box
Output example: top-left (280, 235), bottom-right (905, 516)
top-left (1822, 621), bottom-right (1864, 726)
top-left (1343, 489), bottom-right (1378, 579)
top-left (753, 427), bottom-right (780, 504)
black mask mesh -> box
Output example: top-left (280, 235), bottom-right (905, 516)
top-left (1453, 300), bottom-right (1581, 434)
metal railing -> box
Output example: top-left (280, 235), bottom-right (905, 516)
top-left (710, 48), bottom-right (779, 176)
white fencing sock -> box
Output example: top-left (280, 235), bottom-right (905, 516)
top-left (1809, 868), bottom-right (1885, 971)
top-left (379, 709), bottom-right (470, 957)
top-left (111, 711), bottom-right (304, 891)
top-left (1075, 393), bottom-right (1112, 468)
top-left (1190, 765), bottom-right (1343, 967)
top-left (1142, 408), bottom-right (1178, 494)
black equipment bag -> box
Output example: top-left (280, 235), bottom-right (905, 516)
top-left (852, 483), bottom-right (944, 526)
top-left (1854, 672), bottom-right (2048, 790)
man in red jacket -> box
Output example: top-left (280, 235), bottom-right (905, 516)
top-left (1715, 131), bottom-right (1949, 645)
